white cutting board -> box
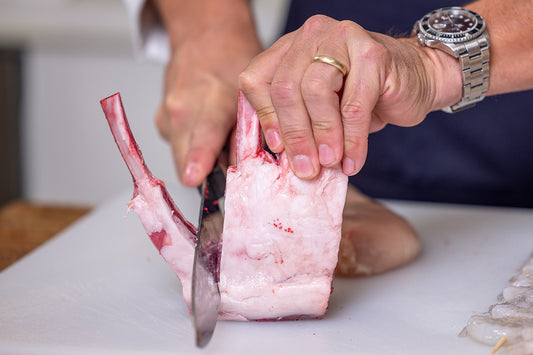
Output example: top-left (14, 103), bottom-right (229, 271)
top-left (1, 184), bottom-right (532, 355)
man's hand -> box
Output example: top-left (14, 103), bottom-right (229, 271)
top-left (153, 0), bottom-right (262, 186)
top-left (239, 15), bottom-right (462, 179)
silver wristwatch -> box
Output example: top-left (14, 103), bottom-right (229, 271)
top-left (414, 7), bottom-right (490, 113)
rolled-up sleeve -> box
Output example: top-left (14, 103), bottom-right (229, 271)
top-left (122, 0), bottom-right (170, 63)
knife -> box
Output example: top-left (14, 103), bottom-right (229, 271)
top-left (192, 163), bottom-right (225, 348)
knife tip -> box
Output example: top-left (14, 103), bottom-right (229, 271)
top-left (196, 329), bottom-right (214, 348)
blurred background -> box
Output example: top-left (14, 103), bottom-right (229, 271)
top-left (0, 0), bottom-right (290, 208)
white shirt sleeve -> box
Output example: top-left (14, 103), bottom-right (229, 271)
top-left (122, 0), bottom-right (170, 63)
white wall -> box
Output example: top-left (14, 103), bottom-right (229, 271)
top-left (0, 0), bottom-right (289, 206)
top-left (22, 44), bottom-right (170, 205)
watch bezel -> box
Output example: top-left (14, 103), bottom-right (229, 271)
top-left (417, 7), bottom-right (486, 43)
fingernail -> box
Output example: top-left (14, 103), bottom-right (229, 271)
top-left (318, 144), bottom-right (335, 166)
top-left (184, 163), bottom-right (199, 185)
top-left (265, 130), bottom-right (281, 151)
top-left (342, 158), bottom-right (356, 175)
top-left (293, 155), bottom-right (314, 178)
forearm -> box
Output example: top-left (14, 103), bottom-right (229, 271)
top-left (466, 0), bottom-right (533, 95)
top-left (152, 0), bottom-right (258, 50)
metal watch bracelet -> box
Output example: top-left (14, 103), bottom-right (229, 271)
top-left (443, 35), bottom-right (490, 113)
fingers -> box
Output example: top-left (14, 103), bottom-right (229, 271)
top-left (341, 33), bottom-right (393, 175)
top-left (271, 49), bottom-right (348, 177)
top-left (270, 43), bottom-right (322, 179)
top-left (239, 34), bottom-right (292, 154)
top-left (158, 83), bottom-right (237, 187)
top-left (154, 18), bottom-right (263, 187)
top-left (339, 66), bottom-right (379, 175)
top-left (241, 16), bottom-right (404, 180)
top-left (177, 113), bottom-right (233, 187)
top-left (271, 34), bottom-right (350, 178)
top-left (301, 59), bottom-right (345, 168)
top-left (241, 16), bottom-right (351, 179)
top-left (242, 31), bottom-right (322, 178)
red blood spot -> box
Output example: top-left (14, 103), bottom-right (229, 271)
top-left (213, 200), bottom-right (219, 205)
top-left (270, 219), bottom-right (294, 234)
top-left (149, 230), bottom-right (170, 250)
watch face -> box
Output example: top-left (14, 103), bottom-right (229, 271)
top-left (418, 7), bottom-right (485, 43)
top-left (428, 9), bottom-right (477, 33)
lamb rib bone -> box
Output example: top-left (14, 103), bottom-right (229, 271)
top-left (101, 93), bottom-right (196, 306)
top-left (101, 92), bottom-right (348, 321)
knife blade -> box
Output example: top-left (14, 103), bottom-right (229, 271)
top-left (192, 164), bottom-right (225, 348)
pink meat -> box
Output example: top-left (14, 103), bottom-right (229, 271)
top-left (101, 92), bottom-right (347, 321)
top-left (218, 93), bottom-right (347, 320)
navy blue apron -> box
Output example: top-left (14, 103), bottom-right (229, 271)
top-left (284, 0), bottom-right (533, 207)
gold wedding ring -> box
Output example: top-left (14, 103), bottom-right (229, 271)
top-left (312, 55), bottom-right (348, 76)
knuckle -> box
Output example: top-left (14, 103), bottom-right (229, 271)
top-left (361, 41), bottom-right (389, 63)
top-left (341, 104), bottom-right (369, 151)
top-left (282, 127), bottom-right (310, 148)
top-left (335, 20), bottom-right (360, 37)
top-left (271, 80), bottom-right (299, 104)
top-left (341, 102), bottom-right (367, 123)
top-left (238, 70), bottom-right (260, 93)
top-left (255, 106), bottom-right (278, 126)
top-left (302, 15), bottom-right (331, 33)
top-left (345, 136), bottom-right (367, 159)
top-left (311, 118), bottom-right (334, 134)
top-left (163, 95), bottom-right (188, 125)
top-left (342, 126), bottom-right (368, 157)
top-left (341, 102), bottom-right (371, 143)
top-left (344, 133), bottom-right (366, 148)
top-left (301, 76), bottom-right (326, 100)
